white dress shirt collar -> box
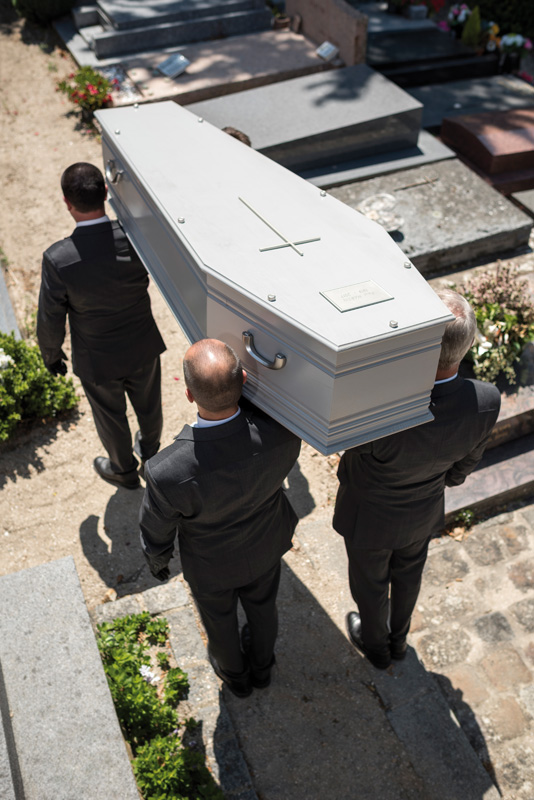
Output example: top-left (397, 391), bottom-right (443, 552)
top-left (194, 408), bottom-right (241, 428)
top-left (434, 373), bottom-right (458, 385)
top-left (76, 215), bottom-right (110, 228)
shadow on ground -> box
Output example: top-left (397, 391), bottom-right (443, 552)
top-left (0, 409), bottom-right (80, 488)
top-left (79, 485), bottom-right (182, 598)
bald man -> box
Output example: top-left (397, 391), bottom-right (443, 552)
top-left (139, 339), bottom-right (301, 697)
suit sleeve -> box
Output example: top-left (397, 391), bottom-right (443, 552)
top-left (445, 401), bottom-right (501, 487)
top-left (139, 463), bottom-right (182, 577)
top-left (36, 253), bottom-right (68, 367)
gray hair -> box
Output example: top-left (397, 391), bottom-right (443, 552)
top-left (436, 288), bottom-right (476, 371)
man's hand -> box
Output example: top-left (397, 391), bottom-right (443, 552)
top-left (152, 566), bottom-right (170, 582)
top-left (48, 359), bottom-right (67, 377)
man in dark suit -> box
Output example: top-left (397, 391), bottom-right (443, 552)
top-left (333, 289), bottom-right (501, 669)
top-left (139, 339), bottom-right (301, 697)
top-left (37, 162), bottom-right (166, 489)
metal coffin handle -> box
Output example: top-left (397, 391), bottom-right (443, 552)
top-left (105, 159), bottom-right (124, 184)
top-left (242, 331), bottom-right (286, 370)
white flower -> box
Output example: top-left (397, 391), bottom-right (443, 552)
top-left (474, 328), bottom-right (492, 355)
top-left (458, 8), bottom-right (468, 23)
top-left (139, 664), bottom-right (159, 684)
top-left (486, 40), bottom-right (497, 52)
top-left (0, 349), bottom-right (14, 370)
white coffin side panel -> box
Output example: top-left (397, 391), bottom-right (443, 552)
top-left (96, 102), bottom-right (453, 454)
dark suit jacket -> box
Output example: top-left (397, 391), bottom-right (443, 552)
top-left (333, 376), bottom-right (501, 550)
top-left (37, 220), bottom-right (165, 383)
top-left (139, 400), bottom-right (301, 593)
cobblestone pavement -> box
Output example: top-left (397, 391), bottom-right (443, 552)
top-left (411, 505), bottom-right (534, 800)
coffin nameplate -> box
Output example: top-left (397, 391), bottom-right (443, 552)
top-left (321, 281), bottom-right (393, 313)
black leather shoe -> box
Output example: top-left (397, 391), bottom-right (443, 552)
top-left (346, 612), bottom-right (391, 670)
top-left (240, 624), bottom-right (275, 688)
top-left (208, 651), bottom-right (253, 698)
top-left (93, 457), bottom-right (140, 490)
top-left (390, 639), bottom-right (408, 660)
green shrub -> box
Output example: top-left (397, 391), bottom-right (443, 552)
top-left (133, 735), bottom-right (224, 800)
top-left (97, 612), bottom-right (223, 799)
top-left (462, 265), bottom-right (534, 384)
top-left (12, 0), bottom-right (76, 24)
top-left (0, 332), bottom-right (78, 442)
top-left (476, 0), bottom-right (534, 38)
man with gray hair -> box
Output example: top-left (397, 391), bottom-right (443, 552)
top-left (333, 289), bottom-right (501, 669)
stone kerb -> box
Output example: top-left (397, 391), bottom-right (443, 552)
top-left (0, 557), bottom-right (139, 800)
top-left (286, 0), bottom-right (367, 66)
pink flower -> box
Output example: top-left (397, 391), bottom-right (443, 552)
top-left (518, 71), bottom-right (533, 83)
top-left (437, 20), bottom-right (450, 31)
top-left (525, 39), bottom-right (533, 50)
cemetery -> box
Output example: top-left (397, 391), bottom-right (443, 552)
top-left (1, 0), bottom-right (534, 797)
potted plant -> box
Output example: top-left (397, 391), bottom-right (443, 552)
top-left (57, 66), bottom-right (116, 125)
top-left (498, 33), bottom-right (533, 73)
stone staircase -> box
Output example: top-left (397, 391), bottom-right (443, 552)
top-left (72, 0), bottom-right (272, 59)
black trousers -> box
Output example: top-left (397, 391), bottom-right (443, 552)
top-left (80, 357), bottom-right (163, 474)
top-left (192, 562), bottom-right (281, 680)
top-left (344, 536), bottom-right (430, 657)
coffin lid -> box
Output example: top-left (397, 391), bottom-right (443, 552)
top-left (97, 102), bottom-right (451, 349)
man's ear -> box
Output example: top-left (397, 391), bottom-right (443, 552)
top-left (185, 387), bottom-right (195, 404)
top-left (242, 369), bottom-right (247, 385)
top-left (63, 196), bottom-right (72, 211)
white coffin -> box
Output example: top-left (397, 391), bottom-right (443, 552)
top-left (96, 102), bottom-right (453, 454)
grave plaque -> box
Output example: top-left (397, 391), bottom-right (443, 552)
top-left (96, 102), bottom-right (452, 454)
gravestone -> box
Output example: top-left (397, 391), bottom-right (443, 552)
top-left (188, 64), bottom-right (422, 172)
top-left (96, 101), bottom-right (453, 455)
top-left (328, 159), bottom-right (533, 274)
top-left (409, 74), bottom-right (534, 131)
top-left (72, 0), bottom-right (272, 59)
top-left (441, 108), bottom-right (534, 193)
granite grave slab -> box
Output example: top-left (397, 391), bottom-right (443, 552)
top-left (409, 75), bottom-right (534, 131)
top-left (0, 558), bottom-right (139, 800)
top-left (98, 0), bottom-right (267, 30)
top-left (441, 108), bottom-right (534, 175)
top-left (328, 159), bottom-right (533, 274)
top-left (187, 64), bottom-right (422, 172)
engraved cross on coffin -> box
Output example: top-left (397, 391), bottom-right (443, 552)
top-left (96, 101), bottom-right (453, 454)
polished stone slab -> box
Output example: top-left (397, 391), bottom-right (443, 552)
top-left (187, 64), bottom-right (422, 171)
top-left (409, 75), bottom-right (534, 130)
top-left (0, 268), bottom-right (20, 338)
top-left (98, 0), bottom-right (266, 30)
top-left (328, 159), bottom-right (533, 274)
top-left (441, 108), bottom-right (534, 175)
top-left (0, 558), bottom-right (139, 800)
top-left (88, 7), bottom-right (272, 58)
top-left (302, 130), bottom-right (454, 188)
top-left (367, 27), bottom-right (474, 68)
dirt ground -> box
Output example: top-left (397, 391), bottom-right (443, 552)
top-left (0, 4), bottom-right (339, 608)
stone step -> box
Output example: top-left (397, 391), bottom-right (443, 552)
top-left (0, 715), bottom-right (16, 800)
top-left (86, 8), bottom-right (272, 58)
top-left (97, 0), bottom-right (265, 30)
top-left (0, 267), bottom-right (20, 338)
top-left (445, 433), bottom-right (534, 523)
top-left (0, 558), bottom-right (139, 800)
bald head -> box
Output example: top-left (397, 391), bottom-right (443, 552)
top-left (183, 339), bottom-right (244, 414)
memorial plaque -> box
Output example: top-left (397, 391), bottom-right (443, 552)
top-left (96, 102), bottom-right (453, 454)
top-left (321, 281), bottom-right (393, 313)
